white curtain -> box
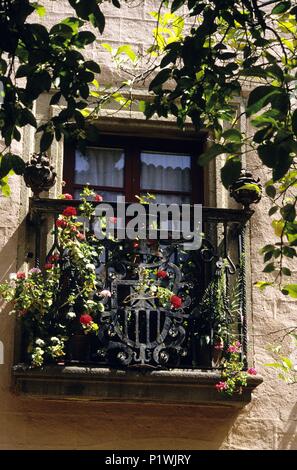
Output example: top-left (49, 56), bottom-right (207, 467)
top-left (140, 152), bottom-right (191, 194)
top-left (75, 147), bottom-right (125, 188)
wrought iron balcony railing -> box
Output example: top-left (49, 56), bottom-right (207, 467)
top-left (26, 198), bottom-right (252, 371)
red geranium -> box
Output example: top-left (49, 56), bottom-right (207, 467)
top-left (157, 270), bottom-right (168, 279)
top-left (44, 263), bottom-right (54, 270)
top-left (170, 295), bottom-right (182, 309)
top-left (49, 254), bottom-right (60, 262)
top-left (62, 207), bottom-right (77, 217)
top-left (56, 219), bottom-right (68, 229)
top-left (62, 193), bottom-right (73, 200)
top-left (16, 272), bottom-right (26, 280)
top-left (80, 313), bottom-right (93, 325)
top-left (95, 194), bottom-right (103, 202)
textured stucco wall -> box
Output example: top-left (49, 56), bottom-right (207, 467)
top-left (0, 0), bottom-right (297, 450)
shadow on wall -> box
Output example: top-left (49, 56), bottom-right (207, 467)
top-left (278, 399), bottom-right (297, 449)
top-left (0, 218), bottom-right (28, 282)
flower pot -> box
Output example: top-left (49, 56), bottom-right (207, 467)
top-left (66, 334), bottom-right (91, 363)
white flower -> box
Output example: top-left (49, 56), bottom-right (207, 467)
top-left (100, 289), bottom-right (111, 298)
top-left (150, 285), bottom-right (157, 293)
top-left (35, 338), bottom-right (45, 347)
top-left (50, 337), bottom-right (59, 344)
top-left (9, 273), bottom-right (17, 281)
top-left (66, 311), bottom-right (76, 319)
top-left (34, 347), bottom-right (44, 354)
top-left (86, 263), bottom-right (96, 271)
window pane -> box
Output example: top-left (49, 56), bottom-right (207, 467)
top-left (75, 147), bottom-right (125, 187)
top-left (74, 189), bottom-right (124, 202)
top-left (140, 151), bottom-right (191, 192)
top-left (142, 193), bottom-right (191, 205)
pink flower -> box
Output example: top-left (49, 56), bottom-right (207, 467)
top-left (95, 194), bottom-right (103, 202)
top-left (28, 268), bottom-right (41, 275)
top-left (100, 289), bottom-right (112, 298)
top-left (62, 206), bottom-right (77, 217)
top-left (76, 232), bottom-right (85, 241)
top-left (214, 340), bottom-right (224, 351)
top-left (215, 381), bottom-right (228, 392)
top-left (157, 270), bottom-right (168, 279)
top-left (44, 263), bottom-right (54, 270)
top-left (80, 313), bottom-right (93, 325)
top-left (170, 295), bottom-right (182, 309)
top-left (16, 272), bottom-right (26, 280)
top-left (62, 193), bottom-right (73, 200)
top-left (247, 367), bottom-right (257, 376)
top-left (227, 341), bottom-right (242, 354)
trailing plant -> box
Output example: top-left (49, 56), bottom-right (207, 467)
top-left (0, 187), bottom-right (107, 366)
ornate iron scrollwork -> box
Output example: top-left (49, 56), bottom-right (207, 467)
top-left (96, 242), bottom-right (192, 369)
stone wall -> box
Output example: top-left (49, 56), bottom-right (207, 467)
top-left (0, 0), bottom-right (296, 450)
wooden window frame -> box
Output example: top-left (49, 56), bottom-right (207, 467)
top-left (63, 135), bottom-right (204, 204)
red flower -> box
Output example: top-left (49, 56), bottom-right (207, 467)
top-left (44, 263), bottom-right (54, 270)
top-left (62, 193), bottom-right (73, 200)
top-left (157, 270), bottom-right (168, 279)
top-left (80, 313), bottom-right (93, 325)
top-left (133, 241), bottom-right (139, 249)
top-left (56, 219), bottom-right (68, 229)
top-left (247, 367), bottom-right (257, 376)
top-left (16, 272), bottom-right (26, 280)
top-left (49, 254), bottom-right (60, 263)
top-left (170, 295), bottom-right (182, 309)
top-left (62, 207), bottom-right (77, 217)
top-left (95, 194), bottom-right (103, 202)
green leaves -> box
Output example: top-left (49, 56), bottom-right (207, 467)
top-left (199, 144), bottom-right (226, 166)
top-left (292, 109), bottom-right (297, 136)
top-left (221, 156), bottom-right (241, 189)
top-left (40, 131), bottom-right (54, 152)
top-left (247, 86), bottom-right (283, 117)
top-left (271, 2), bottom-right (292, 15)
top-left (149, 69), bottom-right (171, 91)
top-left (0, 153), bottom-right (25, 179)
top-left (73, 31), bottom-right (96, 47)
top-left (282, 284), bottom-right (297, 298)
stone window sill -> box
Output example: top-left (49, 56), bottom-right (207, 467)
top-left (12, 364), bottom-right (262, 407)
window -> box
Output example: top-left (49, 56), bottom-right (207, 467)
top-left (63, 136), bottom-right (204, 203)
